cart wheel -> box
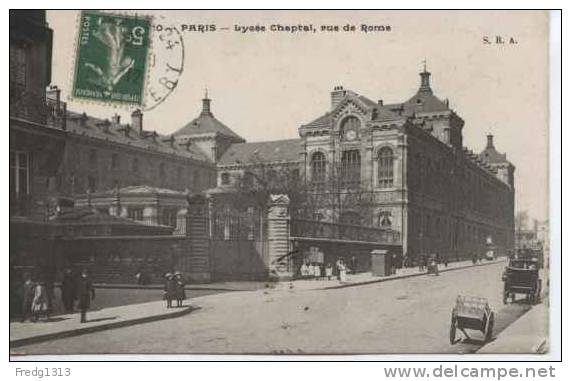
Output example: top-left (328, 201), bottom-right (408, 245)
top-left (485, 313), bottom-right (495, 342)
top-left (449, 319), bottom-right (457, 344)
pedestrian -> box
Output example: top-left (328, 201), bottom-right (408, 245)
top-left (299, 262), bottom-right (309, 278)
top-left (60, 268), bottom-right (76, 314)
top-left (163, 273), bottom-right (176, 308)
top-left (350, 256), bottom-right (358, 273)
top-left (174, 271), bottom-right (186, 307)
top-left (443, 255), bottom-right (449, 267)
top-left (20, 272), bottom-right (35, 322)
top-left (313, 263), bottom-right (322, 280)
top-left (338, 259), bottom-right (347, 282)
top-left (335, 257), bottom-right (343, 279)
top-left (31, 281), bottom-right (49, 322)
top-left (418, 254), bottom-right (425, 272)
top-left (325, 263), bottom-right (333, 280)
top-left (77, 269), bottom-right (95, 323)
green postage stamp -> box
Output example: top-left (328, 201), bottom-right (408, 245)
top-left (72, 11), bottom-right (151, 106)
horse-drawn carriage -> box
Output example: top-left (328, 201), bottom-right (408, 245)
top-left (502, 257), bottom-right (542, 304)
top-left (450, 295), bottom-right (495, 344)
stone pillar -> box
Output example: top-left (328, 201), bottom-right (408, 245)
top-left (186, 197), bottom-right (211, 282)
top-left (266, 194), bottom-right (292, 280)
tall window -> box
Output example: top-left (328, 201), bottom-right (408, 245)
top-left (87, 176), bottom-right (96, 192)
top-left (310, 152), bottom-right (326, 183)
top-left (341, 150), bottom-right (361, 183)
top-left (132, 157), bottom-right (139, 173)
top-left (9, 45), bottom-right (27, 87)
top-left (111, 153), bottom-right (119, 169)
top-left (377, 147), bottom-right (394, 188)
top-left (10, 150), bottom-right (29, 195)
top-left (88, 149), bottom-right (97, 167)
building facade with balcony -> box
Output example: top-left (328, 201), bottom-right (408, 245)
top-left (10, 10), bottom-right (66, 220)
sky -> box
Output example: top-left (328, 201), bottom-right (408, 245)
top-left (46, 10), bottom-right (550, 222)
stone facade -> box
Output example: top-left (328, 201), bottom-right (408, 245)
top-left (216, 68), bottom-right (515, 262)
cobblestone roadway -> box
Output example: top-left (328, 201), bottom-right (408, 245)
top-left (14, 262), bottom-right (541, 355)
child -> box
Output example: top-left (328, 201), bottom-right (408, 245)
top-left (31, 282), bottom-right (49, 322)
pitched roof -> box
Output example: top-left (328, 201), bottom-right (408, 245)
top-left (173, 110), bottom-right (244, 142)
top-left (66, 111), bottom-right (209, 162)
top-left (218, 139), bottom-right (302, 165)
top-left (401, 91), bottom-right (449, 116)
top-left (480, 147), bottom-right (510, 164)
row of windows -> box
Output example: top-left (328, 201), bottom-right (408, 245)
top-left (411, 212), bottom-right (497, 248)
top-left (87, 149), bottom-right (184, 179)
top-left (310, 148), bottom-right (394, 188)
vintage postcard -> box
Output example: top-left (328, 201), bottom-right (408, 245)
top-left (9, 10), bottom-right (553, 357)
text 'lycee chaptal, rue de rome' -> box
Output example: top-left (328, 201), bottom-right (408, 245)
top-left (154, 23), bottom-right (392, 34)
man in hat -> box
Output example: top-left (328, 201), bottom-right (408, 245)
top-left (164, 273), bottom-right (176, 308)
top-left (61, 268), bottom-right (76, 314)
top-left (77, 269), bottom-right (95, 323)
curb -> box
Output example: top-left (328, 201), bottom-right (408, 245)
top-left (93, 284), bottom-right (245, 292)
top-left (10, 305), bottom-right (194, 349)
top-left (321, 259), bottom-right (505, 290)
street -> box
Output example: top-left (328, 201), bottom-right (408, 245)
top-left (13, 262), bottom-right (539, 355)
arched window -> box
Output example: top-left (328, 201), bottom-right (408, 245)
top-left (378, 147), bottom-right (394, 188)
top-left (340, 116), bottom-right (360, 141)
top-left (341, 150), bottom-right (361, 183)
top-left (310, 152), bottom-right (326, 183)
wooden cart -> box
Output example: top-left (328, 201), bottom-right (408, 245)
top-left (450, 295), bottom-right (495, 344)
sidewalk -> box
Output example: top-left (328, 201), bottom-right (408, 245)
top-left (95, 258), bottom-right (506, 293)
top-left (10, 300), bottom-right (193, 349)
top-left (280, 257), bottom-right (506, 291)
top-left (478, 300), bottom-right (549, 354)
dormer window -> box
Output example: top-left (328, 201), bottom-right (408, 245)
top-left (221, 172), bottom-right (230, 185)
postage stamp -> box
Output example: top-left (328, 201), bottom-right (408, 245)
top-left (72, 10), bottom-right (151, 106)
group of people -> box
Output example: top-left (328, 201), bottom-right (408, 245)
top-left (163, 272), bottom-right (186, 308)
top-left (416, 253), bottom-right (448, 272)
top-left (19, 268), bottom-right (95, 324)
top-left (298, 257), bottom-right (353, 282)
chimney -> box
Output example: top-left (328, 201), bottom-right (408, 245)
top-left (378, 99), bottom-right (384, 106)
top-left (201, 89), bottom-right (212, 116)
top-left (331, 86), bottom-right (346, 109)
top-left (111, 113), bottom-right (121, 126)
top-left (486, 134), bottom-right (495, 149)
top-left (131, 109), bottom-right (143, 135)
